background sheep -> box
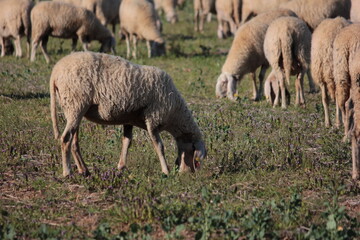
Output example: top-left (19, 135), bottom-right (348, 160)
top-left (120, 0), bottom-right (166, 59)
top-left (215, 0), bottom-right (242, 39)
top-left (50, 52), bottom-right (206, 176)
top-left (30, 1), bottom-right (115, 63)
top-left (0, 0), bottom-right (33, 58)
top-left (280, 0), bottom-right (351, 31)
top-left (241, 0), bottom-right (290, 23)
top-left (194, 0), bottom-right (216, 32)
top-left (334, 23), bottom-right (360, 140)
top-left (154, 0), bottom-right (178, 23)
top-left (215, 9), bottom-right (296, 101)
top-left (351, 0), bottom-right (360, 22)
top-left (349, 50), bottom-right (360, 180)
top-left (54, 0), bottom-right (122, 34)
top-left (311, 17), bottom-right (350, 127)
top-left (264, 16), bottom-right (311, 109)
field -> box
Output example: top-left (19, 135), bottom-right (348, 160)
top-left (0, 2), bottom-right (359, 239)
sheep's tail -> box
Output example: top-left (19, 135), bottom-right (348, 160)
top-left (281, 32), bottom-right (293, 86)
top-left (50, 77), bottom-right (60, 140)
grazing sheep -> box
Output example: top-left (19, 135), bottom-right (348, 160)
top-left (154, 0), bottom-right (178, 23)
top-left (351, 0), bottom-right (360, 22)
top-left (30, 1), bottom-right (115, 63)
top-left (280, 0), bottom-right (351, 31)
top-left (0, 0), bottom-right (33, 58)
top-left (311, 17), bottom-right (350, 127)
top-left (120, 0), bottom-right (165, 59)
top-left (215, 9), bottom-right (296, 101)
top-left (241, 0), bottom-right (290, 23)
top-left (349, 50), bottom-right (360, 180)
top-left (334, 23), bottom-right (360, 140)
top-left (54, 0), bottom-right (122, 33)
top-left (194, 0), bottom-right (216, 32)
top-left (215, 0), bottom-right (242, 39)
top-left (50, 52), bottom-right (206, 176)
top-left (264, 16), bottom-right (311, 109)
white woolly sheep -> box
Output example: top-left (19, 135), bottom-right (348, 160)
top-left (0, 0), bottom-right (33, 58)
top-left (215, 9), bottom-right (296, 101)
top-left (215, 0), bottom-right (241, 39)
top-left (154, 0), bottom-right (178, 23)
top-left (30, 1), bottom-right (115, 63)
top-left (54, 0), bottom-right (121, 33)
top-left (349, 50), bottom-right (360, 180)
top-left (50, 52), bottom-right (206, 176)
top-left (241, 0), bottom-right (289, 23)
top-left (280, 0), bottom-right (351, 31)
top-left (194, 0), bottom-right (216, 32)
top-left (334, 23), bottom-right (360, 140)
top-left (351, 0), bottom-right (360, 22)
top-left (264, 16), bottom-right (311, 109)
top-left (120, 0), bottom-right (165, 59)
top-left (311, 17), bottom-right (350, 127)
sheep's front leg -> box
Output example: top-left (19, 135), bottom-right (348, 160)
top-left (194, 9), bottom-right (200, 32)
top-left (125, 33), bottom-right (131, 59)
top-left (250, 72), bottom-right (258, 101)
top-left (146, 123), bottom-right (169, 175)
top-left (30, 39), bottom-right (39, 62)
top-left (132, 35), bottom-right (137, 59)
top-left (307, 69), bottom-right (317, 93)
top-left (295, 70), bottom-right (306, 107)
top-left (118, 125), bottom-right (133, 170)
top-left (146, 40), bottom-right (151, 58)
top-left (320, 84), bottom-right (331, 127)
top-left (71, 37), bottom-right (78, 52)
top-left (257, 65), bottom-right (267, 100)
top-left (40, 36), bottom-right (50, 64)
top-left (71, 129), bottom-right (89, 176)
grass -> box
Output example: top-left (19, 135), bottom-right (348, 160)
top-left (0, 2), bottom-right (359, 239)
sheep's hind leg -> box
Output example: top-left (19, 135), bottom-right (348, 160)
top-left (132, 35), bottom-right (137, 59)
top-left (118, 125), bottom-right (133, 170)
top-left (321, 84), bottom-right (331, 127)
top-left (146, 123), bottom-right (169, 175)
top-left (295, 70), bottom-right (306, 108)
top-left (14, 35), bottom-right (22, 57)
top-left (352, 135), bottom-right (360, 180)
top-left (71, 129), bottom-right (89, 176)
top-left (30, 38), bottom-right (40, 62)
top-left (0, 38), bottom-right (5, 57)
top-left (146, 40), bottom-right (151, 58)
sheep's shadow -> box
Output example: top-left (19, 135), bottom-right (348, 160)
top-left (0, 92), bottom-right (50, 100)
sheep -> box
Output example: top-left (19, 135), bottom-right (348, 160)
top-left (215, 0), bottom-right (242, 39)
top-left (54, 0), bottom-right (122, 34)
top-left (280, 0), bottom-right (351, 31)
top-left (264, 16), bottom-right (311, 109)
top-left (0, 0), bottom-right (33, 58)
top-left (241, 0), bottom-right (290, 23)
top-left (50, 51), bottom-right (206, 176)
top-left (349, 50), bottom-right (360, 180)
top-left (154, 0), bottom-right (178, 23)
top-left (215, 9), bottom-right (296, 101)
top-left (334, 23), bottom-right (360, 141)
top-left (311, 17), bottom-right (350, 127)
top-left (120, 0), bottom-right (166, 59)
top-left (194, 0), bottom-right (216, 32)
top-left (351, 0), bottom-right (360, 22)
top-left (30, 1), bottom-right (115, 64)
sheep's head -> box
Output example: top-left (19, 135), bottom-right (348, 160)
top-left (100, 36), bottom-right (116, 54)
top-left (151, 40), bottom-right (166, 57)
top-left (175, 140), bottom-right (206, 173)
top-left (216, 73), bottom-right (238, 101)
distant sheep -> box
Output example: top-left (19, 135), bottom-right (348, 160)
top-left (280, 0), bottom-right (351, 31)
top-left (311, 17), bottom-right (350, 127)
top-left (30, 1), bottom-right (115, 63)
top-left (264, 16), bottom-right (311, 108)
top-left (334, 23), bottom-right (360, 140)
top-left (120, 0), bottom-right (165, 59)
top-left (50, 52), bottom-right (206, 176)
top-left (241, 0), bottom-right (289, 23)
top-left (215, 0), bottom-right (241, 39)
top-left (0, 0), bottom-right (33, 58)
top-left (215, 9), bottom-right (296, 101)
top-left (351, 0), bottom-right (360, 22)
top-left (194, 0), bottom-right (216, 32)
top-left (349, 50), bottom-right (360, 180)
top-left (154, 0), bottom-right (178, 23)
